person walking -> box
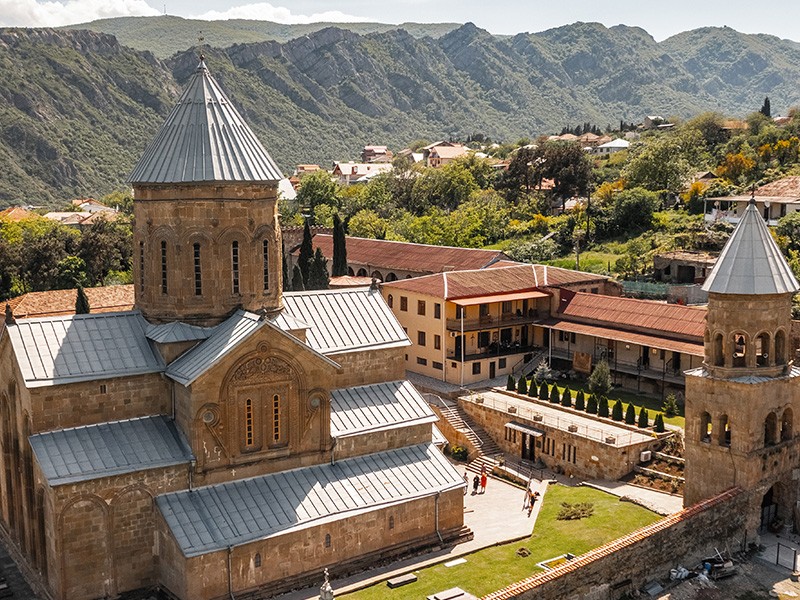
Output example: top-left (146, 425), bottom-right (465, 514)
top-left (480, 471), bottom-right (487, 494)
top-left (472, 474), bottom-right (480, 495)
top-left (463, 471), bottom-right (468, 495)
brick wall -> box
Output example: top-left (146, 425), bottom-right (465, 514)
top-left (483, 488), bottom-right (746, 600)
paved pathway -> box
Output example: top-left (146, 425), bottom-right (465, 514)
top-left (583, 479), bottom-right (684, 515)
top-left (271, 473), bottom-right (545, 600)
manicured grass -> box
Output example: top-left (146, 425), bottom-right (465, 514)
top-left (341, 484), bottom-right (661, 600)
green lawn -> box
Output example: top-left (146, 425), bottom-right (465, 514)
top-left (342, 484), bottom-right (661, 600)
top-left (525, 380), bottom-right (685, 429)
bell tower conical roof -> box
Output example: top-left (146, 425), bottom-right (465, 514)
top-left (702, 198), bottom-right (799, 295)
top-left (128, 58), bottom-right (283, 184)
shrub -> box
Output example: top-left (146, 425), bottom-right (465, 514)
top-left (507, 375), bottom-right (516, 391)
top-left (575, 390), bottom-right (586, 411)
top-left (638, 406), bottom-right (649, 428)
top-left (586, 394), bottom-right (598, 414)
top-left (450, 445), bottom-right (468, 461)
top-left (517, 376), bottom-right (528, 395)
top-left (533, 359), bottom-right (553, 382)
top-left (528, 378), bottom-right (538, 397)
top-left (654, 413), bottom-right (666, 433)
top-left (625, 403), bottom-right (637, 425)
top-left (587, 360), bottom-right (612, 396)
top-left (561, 387), bottom-right (572, 408)
top-left (598, 396), bottom-right (610, 418)
top-left (539, 381), bottom-right (549, 401)
top-left (662, 393), bottom-right (680, 418)
top-left (612, 400), bottom-right (623, 421)
top-left (557, 502), bottom-right (594, 521)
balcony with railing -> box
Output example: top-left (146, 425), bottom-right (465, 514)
top-left (549, 347), bottom-right (687, 385)
top-left (447, 342), bottom-right (542, 363)
top-left (446, 310), bottom-right (543, 332)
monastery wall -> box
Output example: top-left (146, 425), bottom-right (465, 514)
top-left (333, 422), bottom-right (433, 460)
top-left (328, 345), bottom-right (407, 388)
top-left (157, 489), bottom-right (465, 600)
top-left (484, 488), bottom-right (746, 600)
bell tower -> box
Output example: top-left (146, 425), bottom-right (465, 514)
top-left (684, 198), bottom-right (800, 535)
top-left (129, 57), bottom-right (284, 325)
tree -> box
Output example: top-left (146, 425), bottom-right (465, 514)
top-left (307, 247), bottom-right (330, 290)
top-left (605, 188), bottom-right (660, 237)
top-left (611, 400), bottom-right (623, 421)
top-left (528, 378), bottom-right (538, 398)
top-left (56, 256), bottom-right (88, 289)
top-left (298, 221), bottom-right (313, 286)
top-left (587, 360), bottom-right (612, 396)
top-left (538, 381), bottom-right (549, 401)
top-left (622, 136), bottom-right (692, 194)
top-left (282, 246), bottom-right (291, 291)
top-left (517, 375), bottom-right (528, 395)
top-left (506, 375), bottom-right (516, 391)
top-left (291, 264), bottom-right (305, 292)
top-left (575, 390), bottom-right (586, 411)
top-left (561, 387), bottom-right (572, 408)
top-left (662, 394), bottom-right (680, 418)
top-left (586, 394), bottom-right (598, 414)
top-left (777, 212), bottom-right (800, 253)
top-left (625, 403), bottom-right (637, 425)
top-left (760, 96), bottom-right (771, 118)
top-left (598, 396), bottom-right (610, 418)
top-left (654, 413), bottom-right (666, 433)
top-left (296, 170), bottom-right (340, 221)
top-left (332, 213), bottom-right (348, 277)
top-left (638, 406), bottom-right (649, 428)
top-left (78, 218), bottom-right (132, 286)
top-left (75, 284), bottom-right (90, 314)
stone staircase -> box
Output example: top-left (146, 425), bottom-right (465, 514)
top-left (511, 349), bottom-right (547, 379)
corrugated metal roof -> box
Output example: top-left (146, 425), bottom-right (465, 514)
top-left (156, 443), bottom-right (462, 557)
top-left (30, 415), bottom-right (193, 486)
top-left (165, 310), bottom-right (262, 386)
top-left (267, 311), bottom-right (309, 332)
top-left (330, 380), bottom-right (437, 437)
top-left (128, 59), bottom-right (283, 184)
top-left (146, 321), bottom-right (214, 344)
top-left (703, 199), bottom-right (799, 295)
top-left (282, 288), bottom-right (409, 354)
top-left (8, 311), bottom-right (164, 388)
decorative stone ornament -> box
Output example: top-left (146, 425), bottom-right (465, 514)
top-left (319, 568), bottom-right (334, 600)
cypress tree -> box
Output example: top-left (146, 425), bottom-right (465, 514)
top-left (561, 387), bottom-right (572, 408)
top-left (291, 264), bottom-right (305, 292)
top-left (625, 403), bottom-right (637, 425)
top-left (282, 245), bottom-right (291, 291)
top-left (308, 247), bottom-right (330, 290)
top-left (332, 213), bottom-right (348, 277)
top-left (527, 378), bottom-right (537, 397)
top-left (654, 413), bottom-right (666, 433)
top-left (298, 220), bottom-right (313, 286)
top-left (575, 390), bottom-right (585, 411)
top-left (598, 396), bottom-right (609, 418)
top-left (612, 400), bottom-right (623, 421)
top-left (549, 384), bottom-right (559, 404)
top-left (539, 381), bottom-right (549, 401)
top-left (517, 375), bottom-right (528, 395)
top-left (75, 285), bottom-right (90, 314)
top-left (506, 375), bottom-right (516, 391)
top-left (586, 394), bottom-right (598, 414)
top-left (638, 407), bottom-right (649, 428)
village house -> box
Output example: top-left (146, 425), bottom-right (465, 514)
top-left (705, 176), bottom-right (800, 225)
top-left (360, 145), bottom-right (393, 163)
top-left (0, 58), bottom-right (465, 600)
top-left (591, 138), bottom-right (630, 156)
top-left (423, 142), bottom-right (468, 168)
top-left (331, 161), bottom-right (392, 185)
top-left (653, 251), bottom-right (717, 284)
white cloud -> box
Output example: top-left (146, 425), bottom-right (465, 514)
top-left (193, 3), bottom-right (372, 24)
top-left (0, 0), bottom-right (160, 27)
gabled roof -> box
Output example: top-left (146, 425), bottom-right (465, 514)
top-left (0, 207), bottom-right (36, 222)
top-left (30, 415), bottom-right (193, 486)
top-left (382, 264), bottom-right (609, 300)
top-left (330, 380), bottom-right (437, 437)
top-left (702, 199), bottom-right (799, 295)
top-left (7, 311), bottom-right (164, 388)
top-left (145, 321), bottom-right (214, 344)
top-left (156, 443), bottom-right (462, 557)
top-left (7, 285), bottom-right (134, 319)
top-left (297, 234), bottom-right (509, 275)
top-left (128, 59), bottom-right (283, 185)
top-left (281, 288), bottom-right (409, 354)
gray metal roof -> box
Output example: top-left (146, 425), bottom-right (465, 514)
top-left (267, 311), bottom-right (309, 332)
top-left (156, 443), bottom-right (462, 557)
top-left (30, 415), bottom-right (193, 486)
top-left (330, 380), bottom-right (437, 437)
top-left (703, 199), bottom-right (800, 295)
top-left (146, 321), bottom-right (214, 344)
top-left (166, 310), bottom-right (262, 386)
top-left (128, 59), bottom-right (283, 184)
top-left (281, 288), bottom-right (410, 354)
top-left (7, 311), bottom-right (164, 388)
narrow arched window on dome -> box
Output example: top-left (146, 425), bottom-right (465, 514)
top-left (755, 333), bottom-right (770, 367)
top-left (160, 241), bottom-right (168, 295)
top-left (231, 241), bottom-right (240, 294)
top-left (732, 334), bottom-right (746, 368)
top-left (262, 240), bottom-right (269, 291)
top-left (193, 243), bottom-right (202, 296)
top-left (713, 333), bottom-right (724, 367)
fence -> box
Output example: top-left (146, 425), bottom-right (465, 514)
top-left (622, 280), bottom-right (669, 299)
top-left (775, 541), bottom-right (799, 572)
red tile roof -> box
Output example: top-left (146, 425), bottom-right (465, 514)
top-left (556, 290), bottom-right (706, 340)
top-left (755, 176), bottom-right (800, 198)
top-left (382, 264), bottom-right (609, 299)
top-left (0, 207), bottom-right (37, 222)
top-left (300, 234), bottom-right (509, 275)
top-left (7, 285), bottom-right (134, 319)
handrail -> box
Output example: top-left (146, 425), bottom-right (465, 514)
top-left (425, 393), bottom-right (486, 450)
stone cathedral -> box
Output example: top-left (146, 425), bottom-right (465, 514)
top-left (0, 59), bottom-right (465, 600)
top-left (684, 196), bottom-right (800, 537)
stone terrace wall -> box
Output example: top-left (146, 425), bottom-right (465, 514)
top-left (483, 488), bottom-right (746, 600)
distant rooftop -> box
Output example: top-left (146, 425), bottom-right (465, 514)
top-left (7, 285), bottom-right (134, 319)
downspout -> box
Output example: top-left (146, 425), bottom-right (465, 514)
top-left (227, 546), bottom-right (236, 600)
top-left (460, 310), bottom-right (465, 388)
top-left (434, 492), bottom-right (443, 544)
top-left (170, 379), bottom-right (176, 421)
top-left (548, 328), bottom-right (552, 366)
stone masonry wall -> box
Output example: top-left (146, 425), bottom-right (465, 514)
top-left (328, 346), bottom-right (407, 389)
top-left (333, 423), bottom-right (433, 460)
top-left (484, 488), bottom-right (747, 600)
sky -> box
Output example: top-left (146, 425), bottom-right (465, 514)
top-left (3, 0), bottom-right (800, 43)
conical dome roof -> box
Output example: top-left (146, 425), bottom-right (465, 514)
top-left (702, 199), bottom-right (799, 295)
top-left (128, 59), bottom-right (283, 184)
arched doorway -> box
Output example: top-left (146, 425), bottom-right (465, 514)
top-left (761, 484), bottom-right (779, 532)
